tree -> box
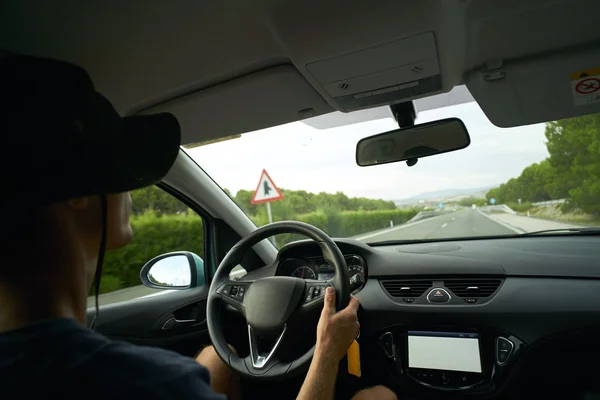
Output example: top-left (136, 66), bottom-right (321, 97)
top-left (131, 186), bottom-right (188, 215)
top-left (487, 113), bottom-right (600, 214)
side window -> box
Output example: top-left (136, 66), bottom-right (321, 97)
top-left (88, 186), bottom-right (206, 307)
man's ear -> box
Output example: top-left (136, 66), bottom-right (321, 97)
top-left (66, 197), bottom-right (90, 210)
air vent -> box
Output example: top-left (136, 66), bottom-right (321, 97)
top-left (381, 280), bottom-right (433, 298)
top-left (444, 279), bottom-right (502, 298)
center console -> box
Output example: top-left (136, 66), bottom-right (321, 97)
top-left (378, 325), bottom-right (525, 395)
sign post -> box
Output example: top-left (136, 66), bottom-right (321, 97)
top-left (251, 169), bottom-right (284, 246)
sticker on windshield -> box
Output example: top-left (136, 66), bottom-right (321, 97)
top-left (570, 67), bottom-right (600, 107)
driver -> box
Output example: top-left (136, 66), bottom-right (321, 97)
top-left (0, 54), bottom-right (397, 400)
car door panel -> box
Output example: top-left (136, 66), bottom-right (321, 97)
top-left (86, 286), bottom-right (210, 356)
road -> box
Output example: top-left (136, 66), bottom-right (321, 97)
top-left (87, 285), bottom-right (166, 308)
top-left (355, 209), bottom-right (516, 242)
top-left (354, 208), bottom-right (583, 243)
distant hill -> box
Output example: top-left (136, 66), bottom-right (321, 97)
top-left (394, 185), bottom-right (498, 205)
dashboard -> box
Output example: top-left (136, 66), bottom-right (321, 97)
top-left (253, 235), bottom-right (600, 399)
top-left (276, 254), bottom-right (366, 286)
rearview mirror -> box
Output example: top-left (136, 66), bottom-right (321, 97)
top-left (139, 251), bottom-right (205, 290)
top-left (356, 118), bottom-right (470, 167)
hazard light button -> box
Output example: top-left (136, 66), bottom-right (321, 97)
top-left (427, 288), bottom-right (450, 303)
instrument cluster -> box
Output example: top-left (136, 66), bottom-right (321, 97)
top-left (277, 254), bottom-right (366, 286)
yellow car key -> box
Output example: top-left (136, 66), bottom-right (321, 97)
top-left (347, 339), bottom-right (361, 377)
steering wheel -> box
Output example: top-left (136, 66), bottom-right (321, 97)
top-left (207, 221), bottom-right (350, 380)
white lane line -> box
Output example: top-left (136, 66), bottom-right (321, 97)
top-left (441, 223), bottom-right (448, 228)
top-left (476, 210), bottom-right (524, 234)
top-left (354, 211), bottom-right (461, 241)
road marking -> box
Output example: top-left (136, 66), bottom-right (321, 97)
top-left (354, 211), bottom-right (461, 241)
top-left (452, 217), bottom-right (456, 221)
top-left (476, 210), bottom-right (524, 234)
top-left (441, 223), bottom-right (448, 228)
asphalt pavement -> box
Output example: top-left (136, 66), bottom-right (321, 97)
top-left (355, 209), bottom-right (516, 243)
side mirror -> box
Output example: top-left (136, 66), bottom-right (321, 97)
top-left (140, 251), bottom-right (205, 290)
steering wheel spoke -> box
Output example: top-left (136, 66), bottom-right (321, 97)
top-left (216, 281), bottom-right (253, 315)
top-left (247, 324), bottom-right (287, 370)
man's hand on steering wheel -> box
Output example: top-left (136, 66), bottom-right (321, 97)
top-left (316, 287), bottom-right (360, 362)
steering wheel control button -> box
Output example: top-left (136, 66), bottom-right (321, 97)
top-left (379, 332), bottom-right (396, 358)
top-left (220, 284), bottom-right (247, 301)
top-left (427, 288), bottom-right (451, 303)
top-left (305, 286), bottom-right (316, 302)
top-left (496, 337), bottom-right (514, 365)
top-left (237, 287), bottom-right (245, 299)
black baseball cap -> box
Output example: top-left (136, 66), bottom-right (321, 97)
top-left (1, 54), bottom-right (181, 207)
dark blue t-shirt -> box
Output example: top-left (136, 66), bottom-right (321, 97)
top-left (0, 318), bottom-right (225, 399)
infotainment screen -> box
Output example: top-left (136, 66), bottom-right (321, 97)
top-left (408, 330), bottom-right (482, 373)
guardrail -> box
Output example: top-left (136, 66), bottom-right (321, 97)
top-left (407, 209), bottom-right (453, 223)
top-left (531, 199), bottom-right (567, 206)
top-left (479, 205), bottom-right (517, 215)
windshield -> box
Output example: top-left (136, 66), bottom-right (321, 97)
top-left (185, 101), bottom-right (600, 246)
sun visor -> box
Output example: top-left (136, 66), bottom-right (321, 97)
top-left (305, 32), bottom-right (443, 112)
top-left (465, 45), bottom-right (600, 128)
top-left (139, 65), bottom-right (333, 144)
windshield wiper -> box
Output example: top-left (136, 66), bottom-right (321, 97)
top-left (519, 227), bottom-right (600, 236)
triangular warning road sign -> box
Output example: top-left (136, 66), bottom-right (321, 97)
top-left (251, 169), bottom-right (284, 204)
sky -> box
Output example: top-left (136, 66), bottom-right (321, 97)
top-left (149, 255), bottom-right (191, 287)
top-left (186, 101), bottom-right (549, 201)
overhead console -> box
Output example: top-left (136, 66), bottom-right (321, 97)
top-left (305, 32), bottom-right (443, 112)
top-left (379, 325), bottom-right (525, 394)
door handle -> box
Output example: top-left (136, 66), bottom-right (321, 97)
top-left (161, 317), bottom-right (196, 330)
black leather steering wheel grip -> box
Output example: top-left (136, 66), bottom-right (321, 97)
top-left (206, 221), bottom-right (350, 380)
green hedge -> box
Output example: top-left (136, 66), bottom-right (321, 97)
top-left (99, 211), bottom-right (203, 294)
top-left (99, 208), bottom-right (416, 294)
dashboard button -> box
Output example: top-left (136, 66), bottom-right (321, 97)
top-left (496, 337), bottom-right (514, 365)
top-left (402, 298), bottom-right (415, 303)
top-left (464, 298), bottom-right (478, 304)
top-left (441, 372), bottom-right (450, 385)
top-left (427, 288), bottom-right (451, 303)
